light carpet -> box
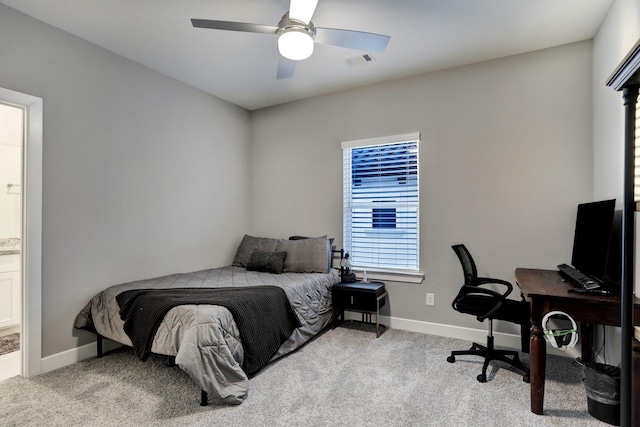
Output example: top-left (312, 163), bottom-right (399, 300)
top-left (0, 333), bottom-right (19, 356)
top-left (0, 325), bottom-right (610, 426)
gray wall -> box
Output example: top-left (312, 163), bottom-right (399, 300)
top-left (250, 41), bottom-right (594, 333)
top-left (0, 5), bottom-right (252, 357)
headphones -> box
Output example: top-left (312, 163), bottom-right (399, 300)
top-left (542, 311), bottom-right (578, 350)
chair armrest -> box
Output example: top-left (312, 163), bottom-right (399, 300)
top-left (453, 285), bottom-right (508, 322)
top-left (474, 278), bottom-right (513, 320)
top-left (475, 277), bottom-right (513, 298)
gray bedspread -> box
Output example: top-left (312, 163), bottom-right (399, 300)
top-left (74, 265), bottom-right (339, 404)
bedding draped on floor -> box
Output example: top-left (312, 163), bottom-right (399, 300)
top-left (116, 286), bottom-right (301, 374)
top-left (75, 265), bottom-right (339, 404)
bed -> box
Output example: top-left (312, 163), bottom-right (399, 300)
top-left (74, 235), bottom-right (339, 405)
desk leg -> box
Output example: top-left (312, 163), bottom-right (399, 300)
top-left (530, 301), bottom-right (546, 415)
top-left (580, 323), bottom-right (592, 363)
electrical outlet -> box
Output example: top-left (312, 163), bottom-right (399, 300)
top-left (426, 293), bottom-right (435, 306)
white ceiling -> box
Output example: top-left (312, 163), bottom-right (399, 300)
top-left (0, 0), bottom-right (613, 111)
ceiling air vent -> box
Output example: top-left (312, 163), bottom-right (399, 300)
top-left (347, 53), bottom-right (376, 67)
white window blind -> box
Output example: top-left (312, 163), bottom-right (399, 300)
top-left (342, 133), bottom-right (420, 272)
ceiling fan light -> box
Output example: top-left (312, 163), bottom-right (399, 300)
top-left (278, 29), bottom-right (314, 60)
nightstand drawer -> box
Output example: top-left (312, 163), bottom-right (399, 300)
top-left (332, 282), bottom-right (386, 312)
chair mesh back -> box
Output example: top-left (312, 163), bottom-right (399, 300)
top-left (452, 244), bottom-right (478, 286)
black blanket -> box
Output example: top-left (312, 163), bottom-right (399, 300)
top-left (116, 286), bottom-right (301, 375)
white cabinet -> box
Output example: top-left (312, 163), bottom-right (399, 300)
top-left (0, 254), bottom-right (20, 329)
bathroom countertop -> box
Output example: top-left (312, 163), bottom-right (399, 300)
top-left (0, 237), bottom-right (20, 255)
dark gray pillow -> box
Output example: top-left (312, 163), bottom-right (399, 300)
top-left (246, 250), bottom-right (287, 274)
top-left (232, 235), bottom-right (279, 267)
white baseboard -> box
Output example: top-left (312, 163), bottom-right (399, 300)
top-left (343, 311), bottom-right (522, 348)
top-left (344, 311), bottom-right (580, 359)
top-left (41, 338), bottom-right (123, 374)
top-left (39, 315), bottom-right (578, 375)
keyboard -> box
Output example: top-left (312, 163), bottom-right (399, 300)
top-left (557, 263), bottom-right (601, 290)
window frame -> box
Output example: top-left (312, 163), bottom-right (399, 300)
top-left (341, 132), bottom-right (424, 284)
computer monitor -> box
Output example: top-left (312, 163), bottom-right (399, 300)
top-left (571, 199), bottom-right (616, 286)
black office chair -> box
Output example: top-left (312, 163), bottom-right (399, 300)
top-left (446, 244), bottom-right (530, 383)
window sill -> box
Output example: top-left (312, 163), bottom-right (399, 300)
top-left (352, 268), bottom-right (424, 284)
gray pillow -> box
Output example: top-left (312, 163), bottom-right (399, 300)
top-left (289, 235), bottom-right (335, 270)
top-left (276, 236), bottom-right (330, 273)
top-left (232, 235), bottom-right (279, 267)
top-left (246, 250), bottom-right (287, 274)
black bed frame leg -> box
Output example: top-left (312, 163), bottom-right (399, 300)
top-left (167, 356), bottom-right (176, 367)
top-left (96, 334), bottom-right (103, 358)
top-left (200, 390), bottom-right (208, 406)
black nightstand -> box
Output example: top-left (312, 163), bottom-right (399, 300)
top-left (332, 281), bottom-right (387, 337)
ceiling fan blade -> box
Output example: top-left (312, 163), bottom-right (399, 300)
top-left (191, 19), bottom-right (278, 35)
top-left (277, 58), bottom-right (297, 79)
top-left (289, 0), bottom-right (319, 24)
top-left (314, 27), bottom-right (390, 52)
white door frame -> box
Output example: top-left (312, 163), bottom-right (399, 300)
top-left (0, 87), bottom-right (43, 378)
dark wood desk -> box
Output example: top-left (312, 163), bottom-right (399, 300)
top-left (514, 268), bottom-right (640, 415)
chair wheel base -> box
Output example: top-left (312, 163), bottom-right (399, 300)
top-left (477, 374), bottom-right (486, 383)
top-left (447, 355), bottom-right (455, 363)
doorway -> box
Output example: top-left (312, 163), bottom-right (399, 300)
top-left (0, 102), bottom-right (23, 380)
top-left (0, 87), bottom-right (42, 380)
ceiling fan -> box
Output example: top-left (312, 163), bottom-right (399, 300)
top-left (191, 0), bottom-right (391, 79)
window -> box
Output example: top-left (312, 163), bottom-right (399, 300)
top-left (372, 207), bottom-right (396, 229)
top-left (342, 133), bottom-right (420, 273)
